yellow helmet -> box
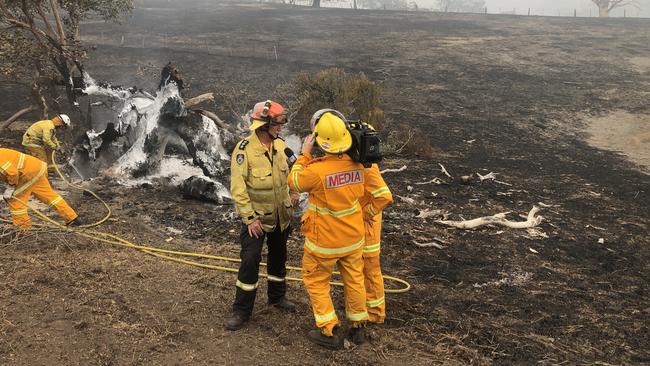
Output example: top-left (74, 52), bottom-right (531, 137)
top-left (313, 112), bottom-right (352, 154)
top-left (309, 108), bottom-right (346, 131)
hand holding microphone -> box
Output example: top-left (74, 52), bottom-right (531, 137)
top-left (284, 147), bottom-right (298, 168)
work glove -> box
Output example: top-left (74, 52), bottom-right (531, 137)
top-left (2, 187), bottom-right (13, 202)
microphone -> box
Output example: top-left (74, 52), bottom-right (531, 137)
top-left (284, 147), bottom-right (298, 167)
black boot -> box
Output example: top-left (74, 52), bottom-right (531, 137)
top-left (349, 325), bottom-right (366, 345)
top-left (67, 216), bottom-right (89, 227)
top-left (307, 329), bottom-right (342, 350)
top-left (225, 313), bottom-right (249, 331)
top-left (269, 297), bottom-right (296, 312)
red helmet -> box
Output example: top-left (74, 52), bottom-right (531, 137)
top-left (249, 100), bottom-right (288, 130)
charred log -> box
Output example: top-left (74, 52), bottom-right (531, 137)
top-left (159, 62), bottom-right (184, 91)
top-left (180, 176), bottom-right (231, 204)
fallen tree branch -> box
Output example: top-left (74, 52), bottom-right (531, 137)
top-left (0, 105), bottom-right (36, 131)
top-left (380, 165), bottom-right (407, 174)
top-left (396, 194), bottom-right (417, 205)
top-left (191, 108), bottom-right (233, 132)
top-left (416, 208), bottom-right (443, 219)
top-left (476, 171), bottom-right (512, 186)
top-left (435, 206), bottom-right (542, 230)
top-left (415, 177), bottom-right (445, 185)
top-left (185, 93), bottom-right (214, 108)
top-left (477, 172), bottom-right (497, 181)
top-left (413, 240), bottom-right (445, 249)
top-left (439, 163), bottom-right (452, 178)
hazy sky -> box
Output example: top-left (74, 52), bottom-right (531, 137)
top-left (485, 0), bottom-right (650, 16)
top-left (414, 0), bottom-right (650, 17)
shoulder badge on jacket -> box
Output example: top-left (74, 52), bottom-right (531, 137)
top-left (239, 139), bottom-right (249, 150)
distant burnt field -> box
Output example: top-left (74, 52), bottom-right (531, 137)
top-left (1, 1), bottom-right (649, 364)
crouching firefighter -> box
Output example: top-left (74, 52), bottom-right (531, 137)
top-left (288, 110), bottom-right (392, 349)
top-left (226, 100), bottom-right (296, 331)
top-left (1, 147), bottom-right (82, 229)
top-left (22, 114), bottom-right (72, 168)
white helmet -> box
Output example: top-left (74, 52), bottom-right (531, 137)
top-left (58, 114), bottom-right (71, 127)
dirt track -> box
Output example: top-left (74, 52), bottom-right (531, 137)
top-left (1, 1), bottom-right (649, 364)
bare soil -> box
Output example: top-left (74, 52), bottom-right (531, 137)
top-left (2, 1), bottom-right (650, 365)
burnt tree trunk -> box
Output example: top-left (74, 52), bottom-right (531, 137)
top-left (598, 5), bottom-right (610, 17)
top-left (0, 106), bottom-right (36, 131)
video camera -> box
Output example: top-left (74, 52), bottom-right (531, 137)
top-left (347, 117), bottom-right (382, 168)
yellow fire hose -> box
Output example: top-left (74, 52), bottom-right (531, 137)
top-left (0, 151), bottom-right (411, 293)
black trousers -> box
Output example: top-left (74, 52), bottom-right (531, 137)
top-left (232, 224), bottom-right (291, 316)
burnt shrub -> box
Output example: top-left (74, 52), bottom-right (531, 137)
top-left (277, 68), bottom-right (385, 135)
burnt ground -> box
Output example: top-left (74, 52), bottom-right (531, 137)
top-left (1, 0), bottom-right (650, 364)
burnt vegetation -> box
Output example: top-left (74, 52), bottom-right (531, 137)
top-left (1, 1), bottom-right (649, 365)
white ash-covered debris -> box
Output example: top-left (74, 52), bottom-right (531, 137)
top-left (70, 66), bottom-right (236, 203)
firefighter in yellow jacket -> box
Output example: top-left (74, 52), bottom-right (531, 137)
top-left (288, 111), bottom-right (392, 349)
top-left (361, 163), bottom-right (393, 324)
top-left (22, 114), bottom-right (71, 166)
top-left (225, 100), bottom-right (296, 331)
top-left (1, 147), bottom-right (80, 229)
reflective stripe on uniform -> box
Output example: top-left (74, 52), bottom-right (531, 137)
top-left (305, 237), bottom-right (364, 256)
top-left (13, 162), bottom-right (46, 196)
top-left (49, 196), bottom-right (63, 207)
top-left (291, 170), bottom-right (302, 193)
top-left (371, 186), bottom-right (390, 198)
top-left (262, 223), bottom-right (276, 232)
top-left (10, 209), bottom-right (28, 216)
top-left (267, 275), bottom-right (285, 282)
top-left (236, 280), bottom-right (258, 291)
top-left (346, 310), bottom-right (369, 321)
top-left (307, 200), bottom-right (360, 217)
top-left (314, 310), bottom-right (337, 324)
top-left (17, 153), bottom-right (25, 170)
top-left (367, 205), bottom-right (377, 216)
top-left (0, 161), bottom-right (11, 174)
top-left (23, 143), bottom-right (43, 149)
top-left (248, 188), bottom-right (274, 196)
top-left (363, 242), bottom-right (381, 254)
top-left (366, 296), bottom-right (385, 308)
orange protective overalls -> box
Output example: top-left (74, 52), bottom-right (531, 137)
top-left (289, 152), bottom-right (392, 336)
top-left (360, 164), bottom-right (393, 323)
top-left (0, 148), bottom-right (77, 229)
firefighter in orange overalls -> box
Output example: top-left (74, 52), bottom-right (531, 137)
top-left (308, 112), bottom-right (394, 326)
top-left (288, 111), bottom-right (392, 349)
top-left (1, 147), bottom-right (80, 229)
top-left (361, 163), bottom-right (393, 325)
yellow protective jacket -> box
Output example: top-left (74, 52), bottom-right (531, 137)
top-left (230, 132), bottom-right (293, 232)
top-left (288, 152), bottom-right (392, 258)
top-left (0, 148), bottom-right (47, 194)
top-left (22, 120), bottom-right (60, 150)
top-left (359, 164), bottom-right (393, 257)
